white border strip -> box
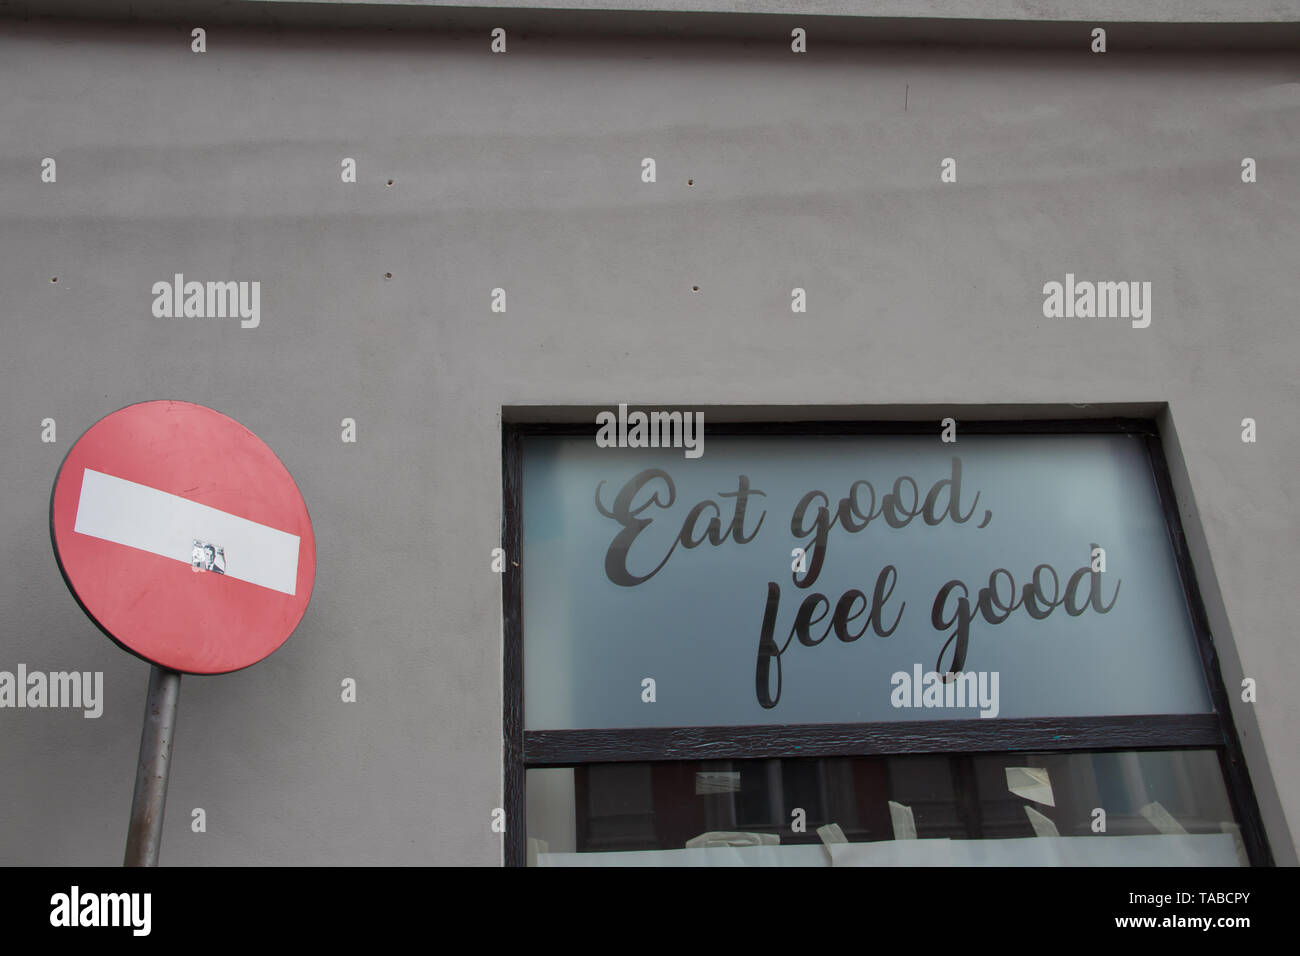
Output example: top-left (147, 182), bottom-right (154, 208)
top-left (73, 468), bottom-right (300, 595)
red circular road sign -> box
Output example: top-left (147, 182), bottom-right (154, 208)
top-left (50, 401), bottom-right (316, 674)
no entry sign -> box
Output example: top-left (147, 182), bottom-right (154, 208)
top-left (51, 401), bottom-right (316, 674)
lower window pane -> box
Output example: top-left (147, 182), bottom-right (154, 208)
top-left (525, 750), bottom-right (1245, 866)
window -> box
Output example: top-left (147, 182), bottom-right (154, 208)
top-left (502, 419), bottom-right (1269, 866)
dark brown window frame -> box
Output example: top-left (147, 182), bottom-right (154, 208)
top-left (501, 417), bottom-right (1272, 866)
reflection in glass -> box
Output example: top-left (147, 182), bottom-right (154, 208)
top-left (526, 750), bottom-right (1245, 866)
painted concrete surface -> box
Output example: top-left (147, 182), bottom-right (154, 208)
top-left (14, 1), bottom-right (1300, 23)
top-left (0, 19), bottom-right (1296, 864)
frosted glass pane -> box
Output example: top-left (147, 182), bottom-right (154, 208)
top-left (522, 433), bottom-right (1212, 729)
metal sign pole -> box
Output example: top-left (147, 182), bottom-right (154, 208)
top-left (124, 665), bottom-right (182, 867)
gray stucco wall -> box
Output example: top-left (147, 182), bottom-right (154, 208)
top-left (0, 17), bottom-right (1296, 865)
top-left (11, 0), bottom-right (1300, 22)
top-left (287, 0), bottom-right (1300, 20)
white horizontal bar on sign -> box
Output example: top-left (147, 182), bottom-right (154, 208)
top-left (73, 468), bottom-right (300, 596)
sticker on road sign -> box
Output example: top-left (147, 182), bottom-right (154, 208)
top-left (50, 401), bottom-right (316, 674)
